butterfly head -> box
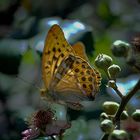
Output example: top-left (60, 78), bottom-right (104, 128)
top-left (40, 88), bottom-right (48, 98)
top-left (40, 88), bottom-right (54, 101)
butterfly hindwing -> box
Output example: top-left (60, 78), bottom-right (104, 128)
top-left (55, 56), bottom-right (101, 102)
top-left (72, 42), bottom-right (89, 61)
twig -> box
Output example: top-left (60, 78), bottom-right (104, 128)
top-left (111, 82), bottom-right (124, 99)
top-left (104, 69), bottom-right (123, 99)
top-left (114, 79), bottom-right (140, 123)
top-left (101, 79), bottom-right (140, 140)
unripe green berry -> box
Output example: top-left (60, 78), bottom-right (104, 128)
top-left (109, 130), bottom-right (129, 140)
top-left (100, 112), bottom-right (109, 122)
top-left (102, 101), bottom-right (119, 115)
top-left (94, 54), bottom-right (113, 70)
top-left (132, 109), bottom-right (140, 122)
top-left (100, 119), bottom-right (114, 134)
top-left (108, 64), bottom-right (121, 79)
top-left (120, 111), bottom-right (129, 120)
top-left (111, 40), bottom-right (130, 57)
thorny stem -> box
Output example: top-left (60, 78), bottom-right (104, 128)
top-left (101, 79), bottom-right (140, 140)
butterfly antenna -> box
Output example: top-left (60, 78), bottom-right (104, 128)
top-left (16, 75), bottom-right (41, 90)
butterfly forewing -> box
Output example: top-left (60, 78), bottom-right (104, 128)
top-left (42, 24), bottom-right (75, 89)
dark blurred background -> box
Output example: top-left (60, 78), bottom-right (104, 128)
top-left (0, 0), bottom-right (140, 140)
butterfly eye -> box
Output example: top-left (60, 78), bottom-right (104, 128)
top-left (40, 89), bottom-right (47, 97)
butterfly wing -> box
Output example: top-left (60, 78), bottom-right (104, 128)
top-left (42, 24), bottom-right (75, 89)
top-left (54, 55), bottom-right (101, 102)
top-left (72, 42), bottom-right (89, 61)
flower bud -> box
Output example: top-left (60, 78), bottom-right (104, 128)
top-left (94, 54), bottom-right (113, 70)
top-left (120, 111), bottom-right (129, 120)
top-left (100, 119), bottom-right (114, 134)
top-left (102, 101), bottom-right (119, 115)
top-left (100, 112), bottom-right (109, 122)
top-left (132, 109), bottom-right (140, 122)
top-left (52, 104), bottom-right (67, 121)
top-left (111, 40), bottom-right (130, 57)
top-left (109, 130), bottom-right (129, 140)
top-left (108, 64), bottom-right (121, 79)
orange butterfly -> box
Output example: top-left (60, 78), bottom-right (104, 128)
top-left (41, 24), bottom-right (101, 110)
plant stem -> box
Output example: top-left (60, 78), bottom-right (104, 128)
top-left (111, 82), bottom-right (123, 99)
top-left (114, 79), bottom-right (140, 122)
top-left (101, 79), bottom-right (140, 140)
top-left (104, 69), bottom-right (123, 98)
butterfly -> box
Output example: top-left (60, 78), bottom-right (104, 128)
top-left (40, 24), bottom-right (101, 110)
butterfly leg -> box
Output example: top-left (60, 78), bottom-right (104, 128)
top-left (65, 101), bottom-right (83, 110)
